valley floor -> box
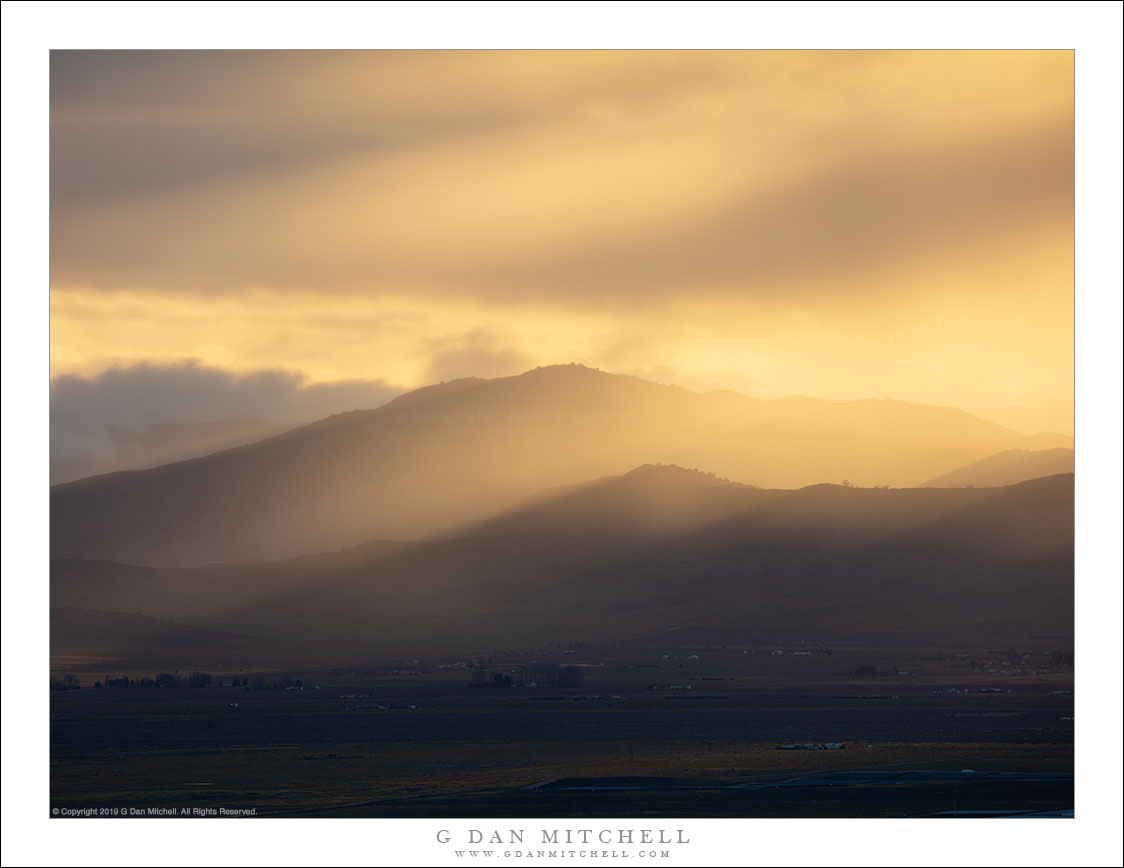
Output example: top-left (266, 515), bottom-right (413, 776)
top-left (50, 635), bottom-right (1074, 819)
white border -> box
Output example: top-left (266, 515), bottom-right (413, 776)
top-left (3, 3), bottom-right (1121, 867)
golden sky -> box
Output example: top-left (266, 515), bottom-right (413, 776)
top-left (50, 50), bottom-right (1074, 434)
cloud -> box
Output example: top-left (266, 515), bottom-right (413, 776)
top-left (423, 330), bottom-right (533, 383)
top-left (49, 51), bottom-right (1072, 306)
top-left (46, 51), bottom-right (1075, 437)
top-left (492, 119), bottom-right (1073, 303)
top-left (48, 50), bottom-right (718, 209)
top-left (50, 361), bottom-right (404, 480)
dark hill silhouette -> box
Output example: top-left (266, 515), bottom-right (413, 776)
top-left (51, 365), bottom-right (1071, 567)
top-left (563, 473), bottom-right (1073, 638)
top-left (923, 448), bottom-right (1074, 488)
top-left (49, 606), bottom-right (298, 669)
top-left (459, 464), bottom-right (779, 540)
top-left (50, 539), bottom-right (409, 626)
top-left (51, 469), bottom-right (1073, 659)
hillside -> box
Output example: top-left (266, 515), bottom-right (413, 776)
top-left (49, 606), bottom-right (300, 670)
top-left (460, 464), bottom-right (777, 539)
top-left (51, 469), bottom-right (1074, 659)
top-left (50, 417), bottom-right (294, 485)
top-left (923, 448), bottom-right (1075, 488)
top-left (50, 366), bottom-right (1069, 567)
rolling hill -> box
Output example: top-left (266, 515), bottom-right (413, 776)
top-left (50, 365), bottom-right (1071, 567)
top-left (50, 417), bottom-right (294, 485)
top-left (923, 447), bottom-right (1075, 488)
top-left (49, 606), bottom-right (300, 670)
top-left (51, 467), bottom-right (1074, 660)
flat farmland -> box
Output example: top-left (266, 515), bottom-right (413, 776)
top-left (50, 640), bottom-right (1074, 818)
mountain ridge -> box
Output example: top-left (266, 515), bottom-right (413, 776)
top-left (923, 447), bottom-right (1075, 488)
top-left (50, 365), bottom-right (1070, 567)
top-left (51, 469), bottom-right (1074, 659)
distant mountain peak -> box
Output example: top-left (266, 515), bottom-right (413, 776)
top-left (622, 463), bottom-right (741, 487)
top-left (52, 361), bottom-right (1058, 567)
top-left (519, 363), bottom-right (610, 378)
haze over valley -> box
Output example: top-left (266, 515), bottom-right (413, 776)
top-left (50, 365), bottom-right (1073, 666)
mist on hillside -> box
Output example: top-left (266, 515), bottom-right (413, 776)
top-left (52, 465), bottom-right (1073, 661)
top-left (50, 365), bottom-right (1072, 568)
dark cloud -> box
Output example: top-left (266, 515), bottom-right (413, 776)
top-left (51, 94), bottom-right (516, 209)
top-left (49, 50), bottom-right (718, 208)
top-left (50, 362), bottom-right (403, 481)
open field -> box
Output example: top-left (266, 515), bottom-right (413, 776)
top-left (51, 634), bottom-right (1074, 818)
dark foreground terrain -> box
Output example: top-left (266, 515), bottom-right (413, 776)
top-left (51, 631), bottom-right (1073, 818)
